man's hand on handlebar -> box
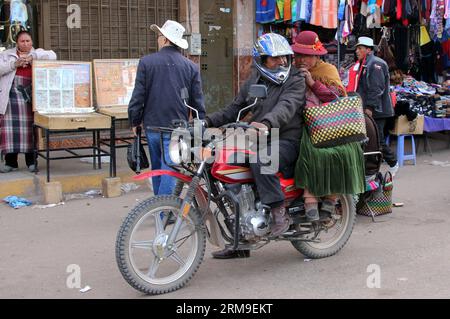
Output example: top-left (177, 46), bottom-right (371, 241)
top-left (249, 121), bottom-right (269, 136)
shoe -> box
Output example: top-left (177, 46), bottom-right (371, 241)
top-left (211, 247), bottom-right (250, 259)
top-left (28, 164), bottom-right (37, 173)
top-left (320, 200), bottom-right (336, 215)
top-left (270, 206), bottom-right (290, 237)
top-left (166, 212), bottom-right (176, 225)
top-left (388, 162), bottom-right (399, 177)
top-left (0, 165), bottom-right (18, 173)
top-left (305, 207), bottom-right (320, 222)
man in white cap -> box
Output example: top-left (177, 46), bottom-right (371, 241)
top-left (128, 20), bottom-right (205, 196)
top-left (355, 36), bottom-right (399, 176)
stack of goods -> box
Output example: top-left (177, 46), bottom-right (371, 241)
top-left (394, 76), bottom-right (449, 118)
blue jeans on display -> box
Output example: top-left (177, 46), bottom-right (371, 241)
top-left (145, 131), bottom-right (176, 195)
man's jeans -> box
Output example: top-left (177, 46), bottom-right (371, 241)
top-left (145, 131), bottom-right (176, 195)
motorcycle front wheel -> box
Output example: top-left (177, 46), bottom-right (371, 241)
top-left (116, 195), bottom-right (206, 295)
top-left (291, 194), bottom-right (356, 259)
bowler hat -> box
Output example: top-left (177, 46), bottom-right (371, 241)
top-left (291, 31), bottom-right (328, 56)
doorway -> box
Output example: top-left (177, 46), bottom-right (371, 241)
top-left (199, 0), bottom-right (233, 113)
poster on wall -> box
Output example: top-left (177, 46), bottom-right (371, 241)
top-left (93, 59), bottom-right (139, 108)
top-left (32, 61), bottom-right (94, 114)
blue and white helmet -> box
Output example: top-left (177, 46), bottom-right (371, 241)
top-left (253, 33), bottom-right (293, 85)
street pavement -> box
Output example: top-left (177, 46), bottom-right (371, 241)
top-left (0, 145), bottom-right (449, 299)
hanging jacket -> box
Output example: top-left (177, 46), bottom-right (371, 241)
top-left (256, 0), bottom-right (276, 23)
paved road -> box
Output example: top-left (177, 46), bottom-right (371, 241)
top-left (1, 149), bottom-right (449, 299)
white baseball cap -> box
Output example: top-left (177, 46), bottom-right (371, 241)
top-left (356, 36), bottom-right (374, 48)
top-left (151, 20), bottom-right (188, 50)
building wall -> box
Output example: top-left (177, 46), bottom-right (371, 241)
top-left (233, 0), bottom-right (254, 93)
top-left (180, 0), bottom-right (254, 110)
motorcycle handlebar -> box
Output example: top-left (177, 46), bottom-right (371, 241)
top-left (220, 122), bottom-right (268, 135)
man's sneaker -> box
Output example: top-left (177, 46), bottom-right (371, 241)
top-left (0, 165), bottom-right (18, 173)
top-left (388, 162), bottom-right (399, 177)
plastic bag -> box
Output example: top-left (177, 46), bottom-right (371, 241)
top-left (127, 127), bottom-right (149, 174)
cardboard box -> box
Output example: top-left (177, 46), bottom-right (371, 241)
top-left (390, 115), bottom-right (424, 135)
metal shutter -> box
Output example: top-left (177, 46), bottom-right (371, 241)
top-left (36, 0), bottom-right (179, 60)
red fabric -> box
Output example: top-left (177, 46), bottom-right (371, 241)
top-left (390, 91), bottom-right (397, 107)
top-left (442, 40), bottom-right (450, 57)
top-left (346, 61), bottom-right (364, 93)
top-left (311, 81), bottom-right (340, 102)
top-left (396, 0), bottom-right (402, 20)
top-left (424, 0), bottom-right (432, 20)
top-left (15, 65), bottom-right (32, 78)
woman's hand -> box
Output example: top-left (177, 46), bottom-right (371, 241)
top-left (299, 68), bottom-right (315, 87)
top-left (14, 58), bottom-right (28, 69)
top-left (14, 56), bottom-right (33, 69)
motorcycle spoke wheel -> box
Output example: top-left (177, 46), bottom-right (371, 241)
top-left (291, 194), bottom-right (356, 259)
top-left (116, 195), bottom-right (206, 295)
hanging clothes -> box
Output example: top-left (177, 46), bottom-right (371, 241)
top-left (338, 0), bottom-right (346, 20)
top-left (284, 0), bottom-right (292, 21)
top-left (304, 0), bottom-right (313, 23)
top-left (430, 0), bottom-right (445, 40)
top-left (394, 26), bottom-right (410, 72)
top-left (296, 0), bottom-right (308, 21)
top-left (275, 0), bottom-right (284, 21)
top-left (309, 0), bottom-right (338, 29)
top-left (291, 0), bottom-right (299, 22)
top-left (256, 0), bottom-right (276, 23)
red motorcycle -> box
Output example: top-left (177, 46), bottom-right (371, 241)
top-left (116, 85), bottom-right (356, 295)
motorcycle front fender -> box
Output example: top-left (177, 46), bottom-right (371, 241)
top-left (194, 187), bottom-right (226, 249)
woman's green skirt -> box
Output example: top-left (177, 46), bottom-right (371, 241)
top-left (295, 128), bottom-right (365, 197)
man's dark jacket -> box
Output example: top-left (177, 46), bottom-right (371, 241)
top-left (128, 46), bottom-right (205, 128)
top-left (357, 52), bottom-right (394, 119)
top-left (206, 68), bottom-right (306, 142)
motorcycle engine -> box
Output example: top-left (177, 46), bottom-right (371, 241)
top-left (236, 184), bottom-right (270, 240)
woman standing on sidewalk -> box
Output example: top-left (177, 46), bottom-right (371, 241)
top-left (0, 31), bottom-right (56, 173)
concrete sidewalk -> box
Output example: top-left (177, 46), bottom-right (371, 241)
top-left (0, 147), bottom-right (147, 201)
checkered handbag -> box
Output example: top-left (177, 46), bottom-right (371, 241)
top-left (304, 93), bottom-right (367, 148)
top-left (357, 172), bottom-right (393, 218)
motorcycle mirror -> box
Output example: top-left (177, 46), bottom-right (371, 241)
top-left (180, 87), bottom-right (199, 120)
top-left (236, 85), bottom-right (266, 122)
top-left (248, 84), bottom-right (267, 99)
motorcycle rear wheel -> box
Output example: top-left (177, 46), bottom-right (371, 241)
top-left (116, 195), bottom-right (206, 295)
top-left (291, 194), bottom-right (356, 259)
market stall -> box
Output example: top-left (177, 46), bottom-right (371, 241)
top-left (32, 60), bottom-right (113, 182)
top-left (255, 1), bottom-right (450, 147)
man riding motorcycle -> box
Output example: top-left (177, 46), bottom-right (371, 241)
top-left (204, 33), bottom-right (306, 259)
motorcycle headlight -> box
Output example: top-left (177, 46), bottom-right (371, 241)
top-left (169, 136), bottom-right (190, 165)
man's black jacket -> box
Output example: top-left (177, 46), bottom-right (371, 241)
top-left (128, 46), bottom-right (205, 129)
top-left (206, 68), bottom-right (306, 143)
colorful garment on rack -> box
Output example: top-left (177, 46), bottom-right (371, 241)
top-left (291, 0), bottom-right (299, 22)
top-left (309, 0), bottom-right (338, 29)
top-left (275, 0), bottom-right (284, 21)
top-left (430, 0), bottom-right (445, 40)
top-left (445, 0), bottom-right (450, 18)
top-left (338, 0), bottom-right (346, 20)
top-left (304, 0), bottom-right (313, 23)
top-left (256, 0), bottom-right (276, 23)
top-left (284, 0), bottom-right (292, 21)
